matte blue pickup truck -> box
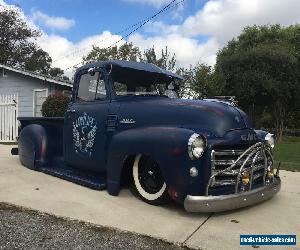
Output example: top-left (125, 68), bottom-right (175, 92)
top-left (16, 60), bottom-right (281, 212)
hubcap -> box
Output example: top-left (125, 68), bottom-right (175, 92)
top-left (138, 156), bottom-right (164, 194)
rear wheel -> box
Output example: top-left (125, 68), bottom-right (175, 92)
top-left (131, 154), bottom-right (170, 205)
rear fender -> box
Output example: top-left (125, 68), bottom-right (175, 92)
top-left (18, 124), bottom-right (48, 169)
top-left (106, 126), bottom-right (195, 197)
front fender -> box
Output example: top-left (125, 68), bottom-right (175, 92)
top-left (106, 126), bottom-right (196, 199)
top-left (254, 129), bottom-right (270, 141)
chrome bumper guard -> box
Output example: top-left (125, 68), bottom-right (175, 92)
top-left (184, 142), bottom-right (281, 213)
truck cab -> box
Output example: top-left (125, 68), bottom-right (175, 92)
top-left (17, 60), bottom-right (281, 212)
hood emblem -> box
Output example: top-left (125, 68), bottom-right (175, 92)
top-left (120, 118), bottom-right (136, 124)
top-left (241, 133), bottom-right (257, 141)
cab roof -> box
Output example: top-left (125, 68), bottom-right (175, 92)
top-left (76, 60), bottom-right (183, 80)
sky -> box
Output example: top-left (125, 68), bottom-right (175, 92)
top-left (1, 0), bottom-right (300, 76)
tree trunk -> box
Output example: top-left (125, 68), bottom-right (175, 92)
top-left (274, 102), bottom-right (285, 142)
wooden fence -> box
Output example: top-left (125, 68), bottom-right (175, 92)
top-left (0, 94), bottom-right (18, 142)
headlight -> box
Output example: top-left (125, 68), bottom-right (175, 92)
top-left (265, 133), bottom-right (275, 148)
top-left (188, 133), bottom-right (206, 159)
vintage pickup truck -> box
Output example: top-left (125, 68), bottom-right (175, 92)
top-left (15, 60), bottom-right (281, 212)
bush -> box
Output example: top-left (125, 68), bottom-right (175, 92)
top-left (41, 92), bottom-right (70, 117)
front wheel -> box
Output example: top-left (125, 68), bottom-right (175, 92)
top-left (130, 154), bottom-right (170, 205)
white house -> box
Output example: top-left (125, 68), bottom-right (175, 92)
top-left (0, 64), bottom-right (72, 142)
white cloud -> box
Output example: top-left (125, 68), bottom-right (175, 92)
top-left (135, 0), bottom-right (300, 68)
top-left (32, 10), bottom-right (75, 30)
top-left (181, 0), bottom-right (300, 44)
top-left (2, 0), bottom-right (300, 78)
top-left (129, 33), bottom-right (219, 68)
top-left (0, 0), bottom-right (7, 6)
top-left (37, 31), bottom-right (124, 77)
top-left (144, 21), bottom-right (179, 34)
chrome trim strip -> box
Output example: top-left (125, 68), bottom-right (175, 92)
top-left (211, 150), bottom-right (216, 173)
top-left (184, 177), bottom-right (281, 213)
top-left (249, 152), bottom-right (259, 190)
top-left (212, 156), bottom-right (264, 165)
top-left (217, 164), bottom-right (264, 176)
top-left (208, 142), bottom-right (278, 193)
top-left (207, 142), bottom-right (265, 195)
top-left (214, 150), bottom-right (245, 156)
top-left (235, 149), bottom-right (257, 193)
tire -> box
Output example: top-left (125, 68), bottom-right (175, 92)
top-left (130, 154), bottom-right (170, 205)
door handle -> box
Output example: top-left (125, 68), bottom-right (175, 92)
top-left (66, 109), bottom-right (76, 119)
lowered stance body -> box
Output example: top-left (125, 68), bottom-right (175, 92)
top-left (16, 60), bottom-right (281, 212)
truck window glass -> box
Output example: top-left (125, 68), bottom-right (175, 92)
top-left (113, 81), bottom-right (165, 96)
top-left (77, 72), bottom-right (106, 101)
top-left (95, 79), bottom-right (106, 100)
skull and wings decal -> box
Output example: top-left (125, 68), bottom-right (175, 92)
top-left (72, 112), bottom-right (97, 157)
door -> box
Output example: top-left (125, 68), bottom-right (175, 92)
top-left (64, 69), bottom-right (109, 172)
top-left (33, 89), bottom-right (48, 117)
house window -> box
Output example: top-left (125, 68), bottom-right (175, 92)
top-left (63, 90), bottom-right (72, 97)
top-left (33, 89), bottom-right (48, 117)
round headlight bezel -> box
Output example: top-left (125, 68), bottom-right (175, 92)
top-left (188, 133), bottom-right (206, 160)
top-left (265, 133), bottom-right (275, 148)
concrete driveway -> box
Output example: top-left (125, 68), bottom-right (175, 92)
top-left (0, 145), bottom-right (299, 250)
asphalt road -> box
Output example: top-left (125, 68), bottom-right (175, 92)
top-left (0, 203), bottom-right (192, 250)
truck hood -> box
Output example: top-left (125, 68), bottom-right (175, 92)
top-left (118, 97), bottom-right (251, 138)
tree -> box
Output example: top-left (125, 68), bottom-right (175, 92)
top-left (141, 46), bottom-right (176, 71)
top-left (49, 67), bottom-right (65, 78)
top-left (0, 6), bottom-right (39, 66)
top-left (83, 43), bottom-right (141, 63)
top-left (0, 6), bottom-right (66, 77)
top-left (215, 24), bottom-right (300, 140)
top-left (83, 43), bottom-right (177, 72)
top-left (24, 49), bottom-right (52, 74)
top-left (191, 63), bottom-right (224, 99)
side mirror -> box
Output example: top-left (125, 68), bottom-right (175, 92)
top-left (88, 67), bottom-right (95, 76)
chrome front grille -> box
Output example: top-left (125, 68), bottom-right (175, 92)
top-left (207, 142), bottom-right (274, 195)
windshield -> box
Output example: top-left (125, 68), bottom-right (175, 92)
top-left (113, 80), bottom-right (179, 98)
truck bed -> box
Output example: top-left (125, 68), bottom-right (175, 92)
top-left (18, 117), bottom-right (64, 127)
top-left (18, 116), bottom-right (65, 159)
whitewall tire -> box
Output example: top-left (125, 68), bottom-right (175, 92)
top-left (131, 154), bottom-right (170, 205)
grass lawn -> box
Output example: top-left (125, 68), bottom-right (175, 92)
top-left (273, 136), bottom-right (300, 172)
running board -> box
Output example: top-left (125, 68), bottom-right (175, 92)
top-left (38, 161), bottom-right (106, 190)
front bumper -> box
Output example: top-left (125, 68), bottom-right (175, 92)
top-left (184, 177), bottom-right (281, 213)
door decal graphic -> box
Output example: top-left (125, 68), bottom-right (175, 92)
top-left (72, 112), bottom-right (97, 157)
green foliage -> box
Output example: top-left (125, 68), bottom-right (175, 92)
top-left (83, 43), bottom-right (141, 63)
top-left (175, 66), bottom-right (194, 98)
top-left (24, 49), bottom-right (52, 74)
top-left (0, 6), bottom-right (40, 66)
top-left (191, 63), bottom-right (224, 99)
top-left (273, 136), bottom-right (300, 172)
top-left (41, 93), bottom-right (70, 117)
top-left (174, 64), bottom-right (224, 99)
top-left (0, 6), bottom-right (65, 77)
top-left (49, 67), bottom-right (65, 78)
top-left (83, 43), bottom-right (177, 71)
top-left (215, 24), bottom-right (300, 140)
top-left (141, 46), bottom-right (176, 71)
